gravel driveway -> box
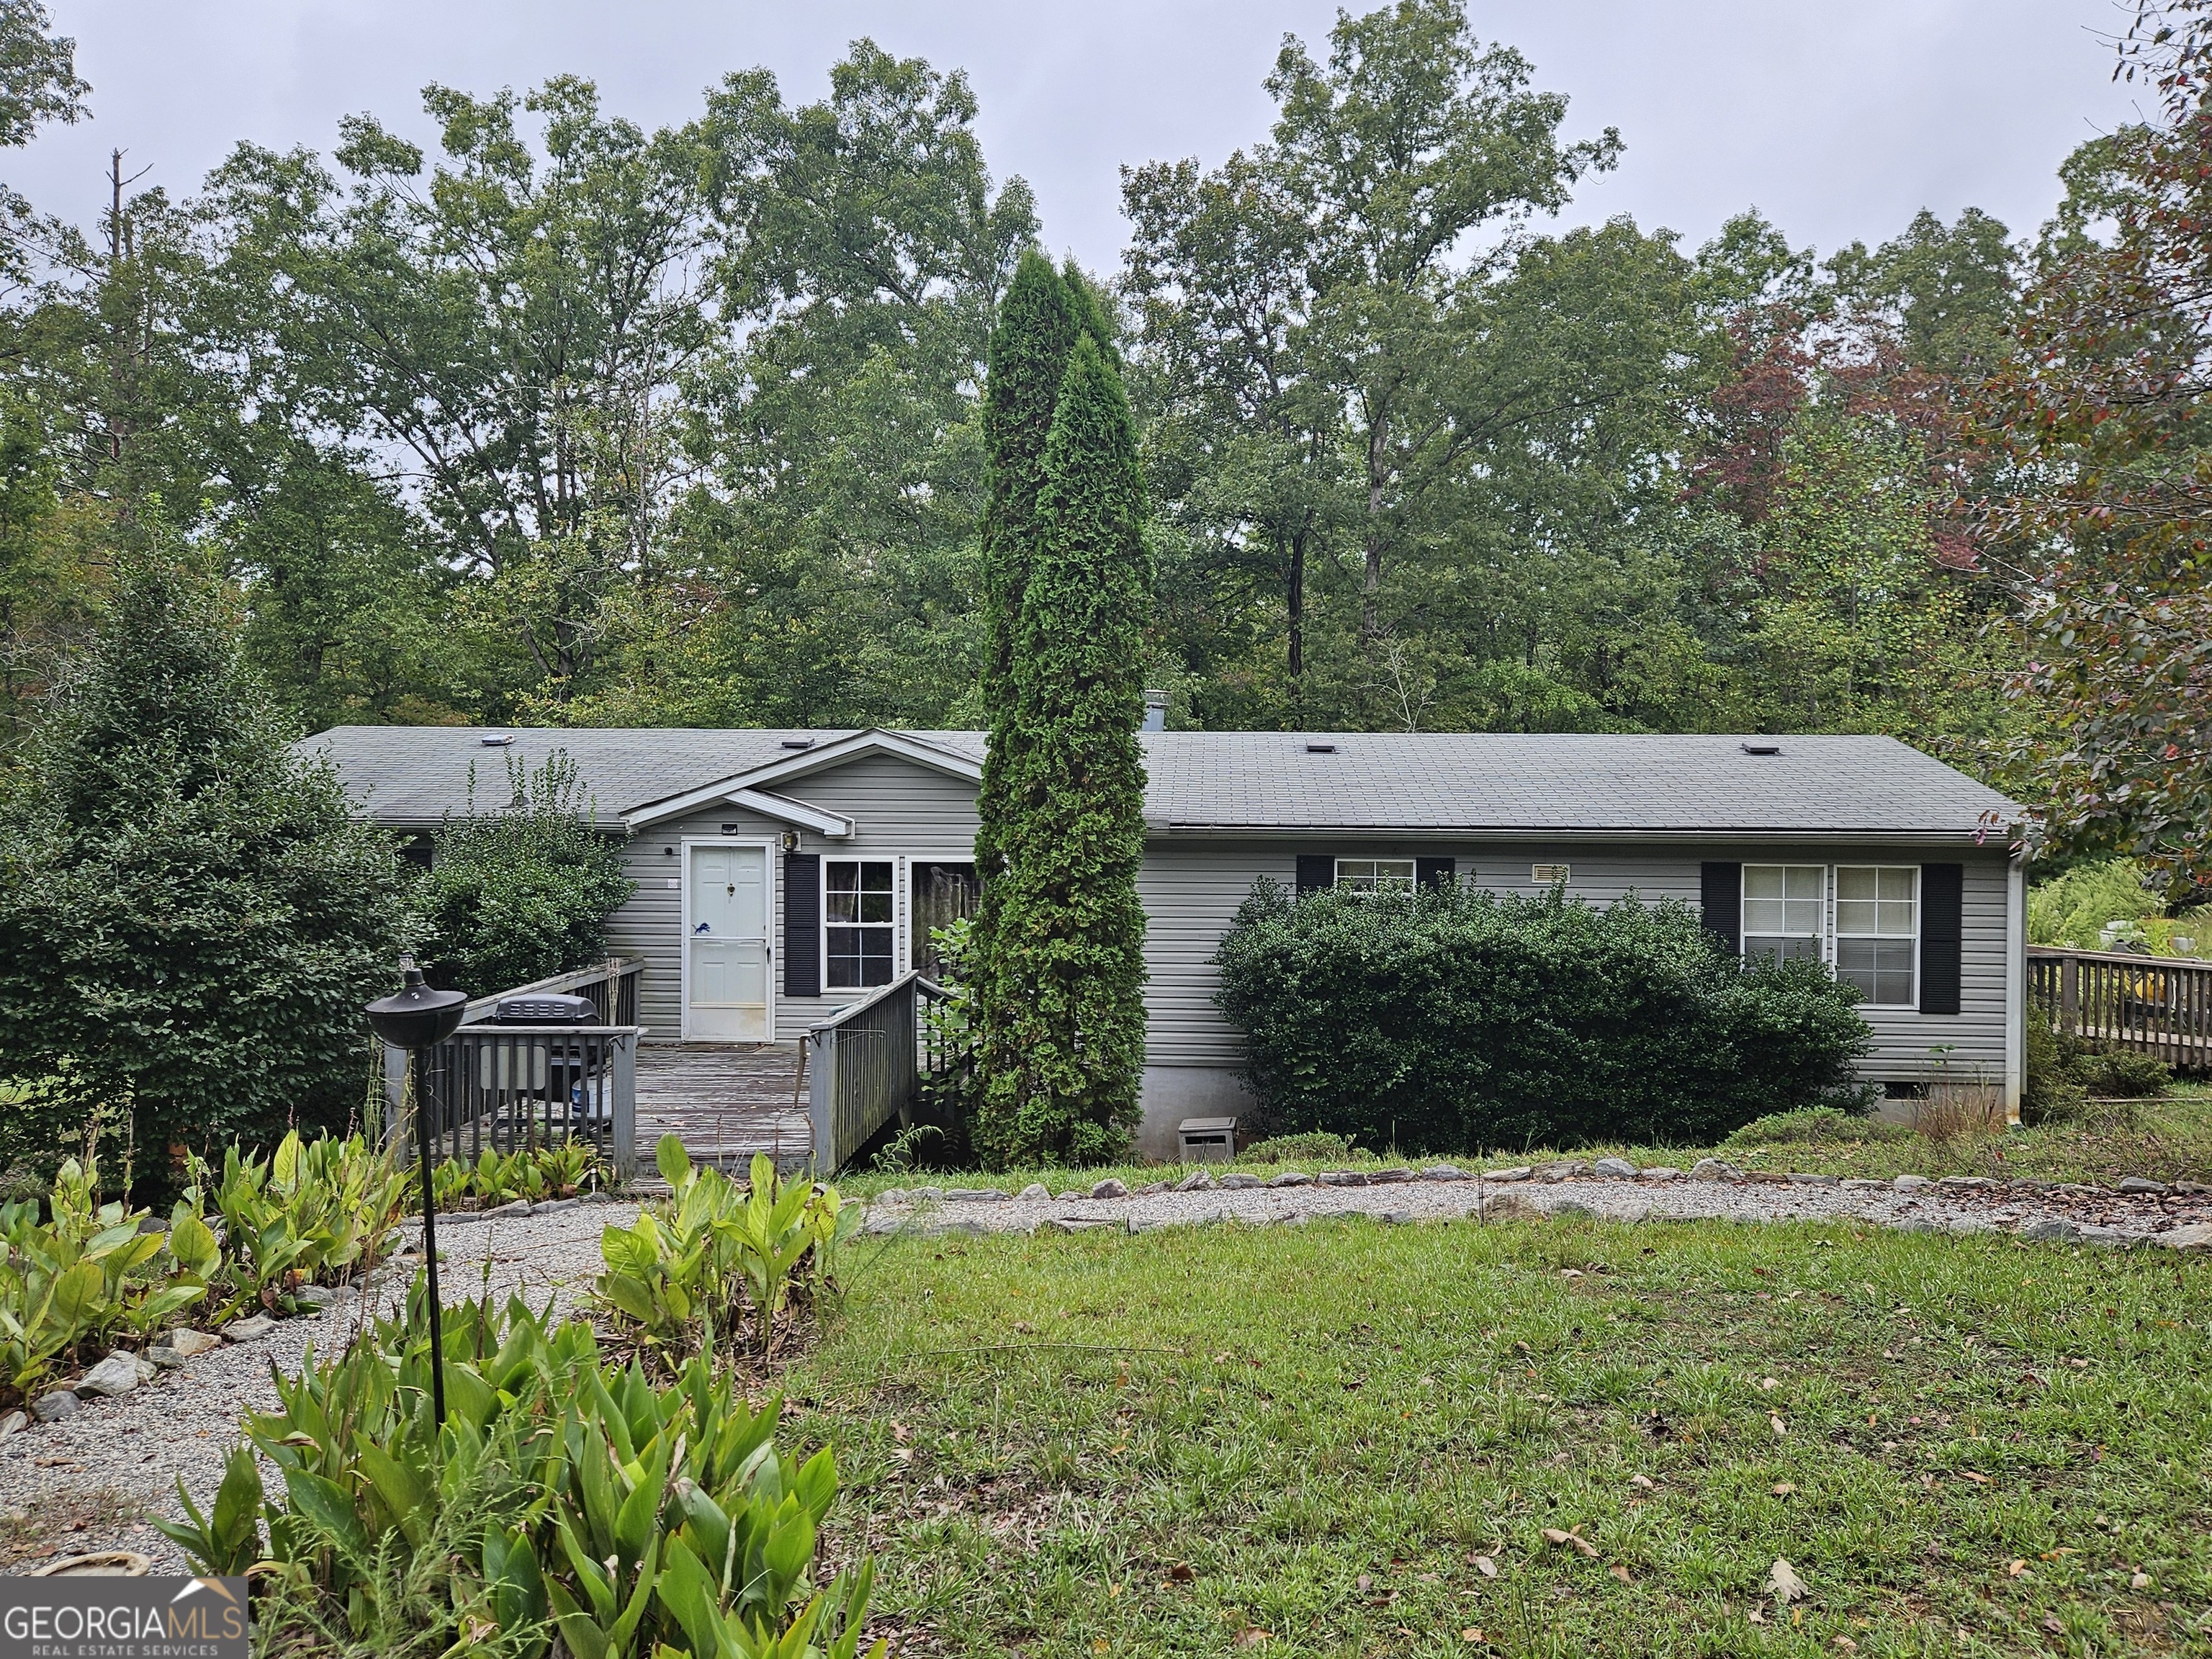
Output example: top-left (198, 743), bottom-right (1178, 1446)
top-left (4, 1163), bottom-right (2203, 1574)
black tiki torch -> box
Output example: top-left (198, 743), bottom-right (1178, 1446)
top-left (364, 955), bottom-right (467, 1428)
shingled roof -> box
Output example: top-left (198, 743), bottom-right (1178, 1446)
top-left (302, 725), bottom-right (2020, 841)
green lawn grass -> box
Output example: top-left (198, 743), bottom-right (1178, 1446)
top-left (839, 1084), bottom-right (2212, 1200)
top-left (788, 1213), bottom-right (2212, 1657)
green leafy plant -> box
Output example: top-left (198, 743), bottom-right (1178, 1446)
top-left (195, 1130), bottom-right (410, 1317)
top-left (156, 1288), bottom-right (884, 1659)
top-left (419, 752), bottom-right (636, 998)
top-left (594, 1141), bottom-right (858, 1364)
top-left (1236, 1131), bottom-right (1360, 1166)
top-left (434, 1141), bottom-right (599, 1210)
top-left (0, 1157), bottom-right (204, 1406)
top-left (1720, 1107), bottom-right (1915, 1148)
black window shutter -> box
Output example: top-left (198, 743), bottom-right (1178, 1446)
top-left (783, 852), bottom-right (820, 999)
top-left (1920, 863), bottom-right (1964, 1014)
top-left (1701, 861), bottom-right (1742, 955)
top-left (1295, 855), bottom-right (1334, 896)
top-left (1416, 857), bottom-right (1455, 891)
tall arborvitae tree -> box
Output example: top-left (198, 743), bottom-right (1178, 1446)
top-left (972, 326), bottom-right (1152, 1166)
top-left (973, 253), bottom-right (1084, 892)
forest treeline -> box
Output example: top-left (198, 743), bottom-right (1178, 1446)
top-left (1, 0), bottom-right (2205, 873)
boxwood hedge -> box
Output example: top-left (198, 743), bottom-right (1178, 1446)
top-left (1212, 879), bottom-right (1872, 1153)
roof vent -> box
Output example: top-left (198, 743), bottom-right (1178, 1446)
top-left (480, 732), bottom-right (516, 746)
top-left (1305, 742), bottom-right (1336, 754)
top-left (781, 737), bottom-right (815, 750)
top-left (1741, 740), bottom-right (1781, 755)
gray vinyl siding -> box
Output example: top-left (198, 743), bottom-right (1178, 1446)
top-left (1137, 844), bottom-right (1299, 1066)
top-left (605, 755), bottom-right (981, 1043)
top-left (1133, 837), bottom-right (2014, 1089)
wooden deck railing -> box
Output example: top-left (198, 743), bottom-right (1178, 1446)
top-left (387, 958), bottom-right (647, 1178)
top-left (804, 970), bottom-right (952, 1173)
top-left (2028, 945), bottom-right (2212, 1074)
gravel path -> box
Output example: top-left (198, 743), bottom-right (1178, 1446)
top-left (6, 1162), bottom-right (2206, 1574)
top-left (869, 1162), bottom-right (2212, 1246)
top-left (0, 1200), bottom-right (636, 1575)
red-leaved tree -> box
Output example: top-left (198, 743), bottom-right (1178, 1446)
top-left (1971, 0), bottom-right (2212, 882)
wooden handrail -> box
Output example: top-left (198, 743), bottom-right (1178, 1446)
top-left (2026, 944), bottom-right (2208, 967)
top-left (2027, 944), bottom-right (2212, 1074)
top-left (461, 956), bottom-right (644, 1022)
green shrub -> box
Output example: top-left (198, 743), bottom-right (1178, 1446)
top-left (1721, 1107), bottom-right (1913, 1148)
top-left (157, 1290), bottom-right (884, 1659)
top-left (419, 751), bottom-right (634, 997)
top-left (2080, 1048), bottom-right (2172, 1099)
top-left (0, 552), bottom-right (412, 1177)
top-left (1237, 1131), bottom-right (1363, 1166)
top-left (2028, 858), bottom-right (2164, 950)
top-left (1213, 880), bottom-right (1872, 1154)
top-left (2022, 1022), bottom-right (2172, 1125)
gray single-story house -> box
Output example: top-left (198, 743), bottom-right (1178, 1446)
top-left (311, 725), bottom-right (2028, 1154)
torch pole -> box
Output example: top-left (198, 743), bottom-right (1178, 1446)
top-left (409, 1044), bottom-right (446, 1429)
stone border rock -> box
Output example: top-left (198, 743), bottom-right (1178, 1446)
top-left (0, 1192), bottom-right (631, 1448)
top-left (866, 1160), bottom-right (2212, 1250)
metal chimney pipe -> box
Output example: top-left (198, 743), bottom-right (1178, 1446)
top-left (1141, 689), bottom-right (1169, 732)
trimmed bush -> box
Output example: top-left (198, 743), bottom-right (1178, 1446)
top-left (419, 750), bottom-right (634, 997)
top-left (1213, 880), bottom-right (1871, 1153)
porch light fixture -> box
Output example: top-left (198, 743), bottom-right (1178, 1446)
top-left (364, 954), bottom-right (468, 1428)
top-left (781, 829), bottom-right (801, 853)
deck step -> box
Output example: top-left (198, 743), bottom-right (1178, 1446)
top-left (632, 1041), bottom-right (816, 1173)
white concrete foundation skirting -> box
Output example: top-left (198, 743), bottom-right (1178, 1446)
top-left (1136, 1066), bottom-right (1255, 1159)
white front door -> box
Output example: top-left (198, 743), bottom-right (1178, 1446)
top-left (685, 842), bottom-right (772, 1041)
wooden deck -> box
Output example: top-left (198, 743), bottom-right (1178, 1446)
top-left (634, 1042), bottom-right (813, 1173)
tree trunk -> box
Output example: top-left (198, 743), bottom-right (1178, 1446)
top-left (1362, 410), bottom-right (1388, 642)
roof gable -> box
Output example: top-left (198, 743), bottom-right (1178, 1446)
top-left (622, 729), bottom-right (984, 828)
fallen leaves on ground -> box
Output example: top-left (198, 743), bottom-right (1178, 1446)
top-left (1541, 1528), bottom-right (1600, 1559)
top-left (1768, 1558), bottom-right (1808, 1604)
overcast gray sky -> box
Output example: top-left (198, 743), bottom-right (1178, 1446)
top-left (14, 1), bottom-right (2151, 271)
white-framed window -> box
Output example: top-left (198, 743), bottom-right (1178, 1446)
top-left (1743, 864), bottom-right (1826, 963)
top-left (1739, 863), bottom-right (1922, 1007)
top-left (1336, 858), bottom-right (1416, 891)
top-left (824, 858), bottom-right (897, 989)
top-left (1835, 865), bottom-right (1917, 1006)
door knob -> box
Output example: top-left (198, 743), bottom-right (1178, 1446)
top-left (727, 884), bottom-right (735, 894)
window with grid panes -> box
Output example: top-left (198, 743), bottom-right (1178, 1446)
top-left (1835, 865), bottom-right (1917, 1005)
top-left (1335, 858), bottom-right (1415, 891)
top-left (824, 859), bottom-right (896, 988)
top-left (1742, 865), bottom-right (1825, 963)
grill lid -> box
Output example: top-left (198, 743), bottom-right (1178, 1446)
top-left (491, 992), bottom-right (599, 1025)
